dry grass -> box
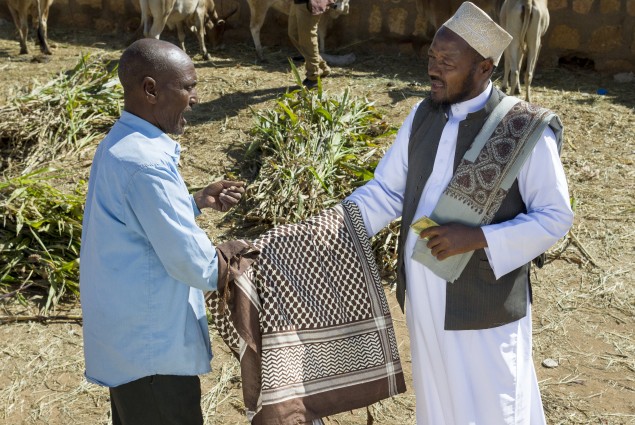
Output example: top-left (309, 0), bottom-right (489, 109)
top-left (0, 26), bottom-right (633, 424)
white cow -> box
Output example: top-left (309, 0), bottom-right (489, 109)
top-left (7, 0), bottom-right (54, 55)
top-left (139, 0), bottom-right (233, 60)
top-left (246, 0), bottom-right (350, 61)
top-left (500, 0), bottom-right (550, 102)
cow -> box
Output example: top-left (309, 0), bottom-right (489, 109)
top-left (499, 0), bottom-right (550, 102)
top-left (6, 0), bottom-right (54, 55)
top-left (203, 0), bottom-right (235, 50)
top-left (138, 0), bottom-right (236, 60)
top-left (246, 0), bottom-right (350, 61)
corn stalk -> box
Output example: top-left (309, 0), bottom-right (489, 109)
top-left (0, 54), bottom-right (122, 173)
top-left (236, 62), bottom-right (400, 275)
top-left (0, 167), bottom-right (84, 312)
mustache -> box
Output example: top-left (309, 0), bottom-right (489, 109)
top-left (429, 76), bottom-right (445, 84)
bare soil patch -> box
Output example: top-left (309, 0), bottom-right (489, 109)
top-left (0, 24), bottom-right (633, 425)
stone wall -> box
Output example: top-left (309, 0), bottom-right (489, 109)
top-left (1, 0), bottom-right (633, 72)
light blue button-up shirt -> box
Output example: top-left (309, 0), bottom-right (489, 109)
top-left (80, 111), bottom-right (218, 387)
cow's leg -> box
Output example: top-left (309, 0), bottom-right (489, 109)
top-left (146, 0), bottom-right (174, 38)
top-left (139, 0), bottom-right (151, 37)
top-left (192, 12), bottom-right (211, 60)
top-left (524, 11), bottom-right (545, 102)
top-left (509, 42), bottom-right (522, 97)
top-left (501, 48), bottom-right (511, 93)
top-left (247, 0), bottom-right (269, 61)
top-left (175, 22), bottom-right (187, 53)
top-left (8, 5), bottom-right (28, 54)
top-left (499, 1), bottom-right (510, 92)
top-left (505, 3), bottom-right (524, 97)
top-left (36, 0), bottom-right (52, 55)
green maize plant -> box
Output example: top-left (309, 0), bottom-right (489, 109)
top-left (236, 62), bottom-right (400, 276)
top-left (0, 168), bottom-right (84, 312)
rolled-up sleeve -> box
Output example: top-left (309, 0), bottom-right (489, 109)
top-left (125, 165), bottom-right (219, 291)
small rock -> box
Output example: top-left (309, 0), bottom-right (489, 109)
top-left (542, 358), bottom-right (559, 368)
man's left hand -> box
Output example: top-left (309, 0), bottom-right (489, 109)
top-left (194, 180), bottom-right (245, 212)
top-left (419, 223), bottom-right (487, 261)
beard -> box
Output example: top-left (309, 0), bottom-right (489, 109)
top-left (428, 64), bottom-right (478, 109)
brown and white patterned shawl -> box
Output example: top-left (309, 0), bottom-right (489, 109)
top-left (207, 200), bottom-right (406, 425)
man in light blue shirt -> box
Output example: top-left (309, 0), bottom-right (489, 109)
top-left (80, 38), bottom-right (244, 425)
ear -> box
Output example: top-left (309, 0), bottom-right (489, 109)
top-left (480, 58), bottom-right (495, 78)
top-left (142, 76), bottom-right (158, 105)
top-left (477, 58), bottom-right (496, 80)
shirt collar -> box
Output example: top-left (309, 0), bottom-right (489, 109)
top-left (119, 111), bottom-right (181, 160)
top-left (449, 81), bottom-right (493, 120)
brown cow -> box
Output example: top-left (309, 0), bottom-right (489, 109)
top-left (247, 0), bottom-right (350, 61)
top-left (500, 0), bottom-right (550, 102)
top-left (7, 0), bottom-right (54, 55)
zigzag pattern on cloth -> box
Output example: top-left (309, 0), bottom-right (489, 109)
top-left (207, 201), bottom-right (406, 424)
top-left (261, 331), bottom-right (385, 389)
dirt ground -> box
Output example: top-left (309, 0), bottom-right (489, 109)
top-left (0, 20), bottom-right (633, 425)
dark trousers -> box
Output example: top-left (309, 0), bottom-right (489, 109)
top-left (109, 375), bottom-right (203, 425)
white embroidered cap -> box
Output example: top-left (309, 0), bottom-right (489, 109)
top-left (442, 1), bottom-right (512, 66)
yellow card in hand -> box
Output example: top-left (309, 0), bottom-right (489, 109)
top-left (410, 216), bottom-right (439, 237)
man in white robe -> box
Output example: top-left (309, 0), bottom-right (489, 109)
top-left (346, 2), bottom-right (574, 424)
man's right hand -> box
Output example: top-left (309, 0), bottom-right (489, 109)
top-left (194, 180), bottom-right (245, 212)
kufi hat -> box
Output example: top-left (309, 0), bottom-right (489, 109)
top-left (442, 1), bottom-right (512, 66)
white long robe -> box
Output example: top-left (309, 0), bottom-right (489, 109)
top-left (346, 82), bottom-right (574, 425)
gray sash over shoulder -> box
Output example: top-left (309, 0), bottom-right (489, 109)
top-left (412, 96), bottom-right (559, 282)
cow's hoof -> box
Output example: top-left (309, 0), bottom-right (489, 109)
top-left (203, 53), bottom-right (211, 61)
top-left (19, 48), bottom-right (28, 55)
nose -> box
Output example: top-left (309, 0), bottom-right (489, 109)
top-left (428, 59), bottom-right (440, 79)
top-left (190, 89), bottom-right (199, 106)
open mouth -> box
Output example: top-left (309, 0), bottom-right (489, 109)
top-left (430, 79), bottom-right (445, 91)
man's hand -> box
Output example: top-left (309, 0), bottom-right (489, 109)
top-left (419, 223), bottom-right (487, 261)
top-left (194, 180), bottom-right (245, 212)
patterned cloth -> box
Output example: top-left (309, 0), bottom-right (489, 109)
top-left (207, 201), bottom-right (406, 424)
top-left (412, 98), bottom-right (557, 283)
top-left (444, 100), bottom-right (556, 224)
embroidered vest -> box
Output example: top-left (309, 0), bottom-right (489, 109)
top-left (396, 88), bottom-right (563, 330)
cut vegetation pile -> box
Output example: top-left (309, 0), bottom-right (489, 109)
top-left (0, 54), bottom-right (122, 173)
top-left (0, 168), bottom-right (84, 313)
top-left (235, 66), bottom-right (401, 273)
